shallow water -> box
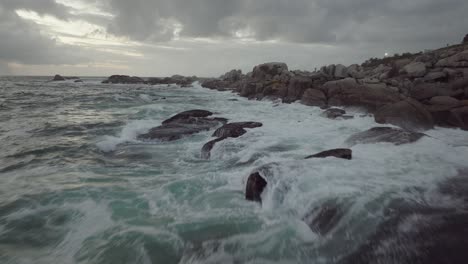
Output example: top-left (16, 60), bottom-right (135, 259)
top-left (1, 76), bottom-right (467, 263)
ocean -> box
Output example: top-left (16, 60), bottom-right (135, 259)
top-left (1, 76), bottom-right (468, 263)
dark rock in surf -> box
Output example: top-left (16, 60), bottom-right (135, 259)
top-left (212, 122), bottom-right (263, 138)
top-left (201, 122), bottom-right (263, 159)
top-left (305, 149), bottom-right (352, 160)
top-left (303, 201), bottom-right (345, 235)
top-left (245, 172), bottom-right (267, 203)
top-left (137, 110), bottom-right (227, 141)
top-left (162, 110), bottom-right (214, 125)
top-left (74, 79), bottom-right (83, 83)
top-left (345, 127), bottom-right (425, 146)
top-left (321, 108), bottom-right (347, 119)
top-left (52, 74), bottom-right (65, 81)
top-left (102, 75), bottom-right (145, 84)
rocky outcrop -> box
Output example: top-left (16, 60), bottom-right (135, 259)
top-left (305, 149), bottom-right (352, 160)
top-left (138, 110), bottom-right (227, 141)
top-left (345, 127), bottom-right (425, 146)
top-left (147, 75), bottom-right (197, 87)
top-left (374, 99), bottom-right (434, 131)
top-left (52, 74), bottom-right (65, 81)
top-left (201, 122), bottom-right (262, 159)
top-left (320, 108), bottom-right (352, 120)
top-left (102, 75), bottom-right (145, 84)
top-left (200, 35), bottom-right (468, 130)
top-left (245, 172), bottom-right (267, 203)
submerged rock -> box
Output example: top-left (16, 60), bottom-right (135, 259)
top-left (321, 108), bottom-right (347, 119)
top-left (245, 172), bottom-right (267, 203)
top-left (305, 149), bottom-right (352, 160)
top-left (346, 127), bottom-right (425, 146)
top-left (303, 201), bottom-right (345, 235)
top-left (138, 110), bottom-right (226, 141)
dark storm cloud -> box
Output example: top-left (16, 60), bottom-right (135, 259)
top-left (0, 0), bottom-right (89, 65)
top-left (101, 0), bottom-right (468, 45)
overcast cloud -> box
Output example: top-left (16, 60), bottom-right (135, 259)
top-left (0, 0), bottom-right (467, 76)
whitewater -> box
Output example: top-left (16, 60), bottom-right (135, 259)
top-left (1, 76), bottom-right (468, 263)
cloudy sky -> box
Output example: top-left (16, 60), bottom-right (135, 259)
top-left (1, 0), bottom-right (467, 77)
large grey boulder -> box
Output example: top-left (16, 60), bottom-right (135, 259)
top-left (252, 62), bottom-right (289, 80)
top-left (345, 127), bottom-right (426, 146)
top-left (402, 62), bottom-right (427, 78)
top-left (301, 88), bottom-right (327, 107)
top-left (52, 74), bottom-right (65, 81)
top-left (324, 78), bottom-right (401, 110)
top-left (285, 76), bottom-right (312, 101)
top-left (334, 64), bottom-right (348, 78)
top-left (220, 69), bottom-right (243, 82)
top-left (374, 99), bottom-right (434, 131)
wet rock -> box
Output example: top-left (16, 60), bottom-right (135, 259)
top-left (303, 201), bottom-right (345, 235)
top-left (212, 122), bottom-right (263, 138)
top-left (200, 79), bottom-right (229, 91)
top-left (321, 108), bottom-right (347, 119)
top-left (201, 122), bottom-right (263, 159)
top-left (162, 110), bottom-right (214, 125)
top-left (374, 99), bottom-right (434, 131)
top-left (102, 75), bottom-right (145, 84)
top-left (74, 79), bottom-right (83, 83)
top-left (301, 88), bottom-right (327, 107)
top-left (52, 74), bottom-right (65, 81)
top-left (345, 127), bottom-right (425, 146)
top-left (138, 110), bottom-right (226, 141)
top-left (305, 149), bottom-right (352, 160)
top-left (245, 172), bottom-right (267, 203)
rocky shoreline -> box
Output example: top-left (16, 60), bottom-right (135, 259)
top-left (93, 34), bottom-right (468, 132)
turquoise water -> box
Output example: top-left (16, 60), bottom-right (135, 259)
top-left (1, 77), bottom-right (468, 263)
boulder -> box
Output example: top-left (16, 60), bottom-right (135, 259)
top-left (201, 79), bottom-right (230, 91)
top-left (201, 122), bottom-right (263, 159)
top-left (325, 78), bottom-right (401, 110)
top-left (220, 69), bottom-right (243, 82)
top-left (345, 127), bottom-right (426, 146)
top-left (301, 88), bottom-right (327, 107)
top-left (435, 50), bottom-right (468, 68)
top-left (102, 75), bottom-right (145, 84)
top-left (448, 106), bottom-right (468, 130)
top-left (212, 122), bottom-right (262, 138)
top-left (464, 34), bottom-right (468, 44)
top-left (428, 96), bottom-right (461, 108)
top-left (305, 148), bottom-right (352, 160)
top-left (285, 76), bottom-right (313, 101)
top-left (402, 62), bottom-right (427, 78)
top-left (321, 108), bottom-right (347, 119)
top-left (245, 172), bottom-right (267, 203)
top-left (347, 64), bottom-right (365, 79)
top-left (252, 62), bottom-right (289, 80)
top-left (334, 64), bottom-right (348, 78)
top-left (426, 96), bottom-right (462, 127)
top-left (138, 110), bottom-right (227, 141)
top-left (374, 99), bottom-right (434, 131)
top-left (52, 74), bottom-right (65, 81)
top-left (424, 71), bottom-right (448, 82)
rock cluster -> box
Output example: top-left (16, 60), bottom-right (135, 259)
top-left (202, 40), bottom-right (468, 131)
top-left (102, 75), bottom-right (198, 86)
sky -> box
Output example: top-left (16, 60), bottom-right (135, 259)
top-left (0, 0), bottom-right (467, 77)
